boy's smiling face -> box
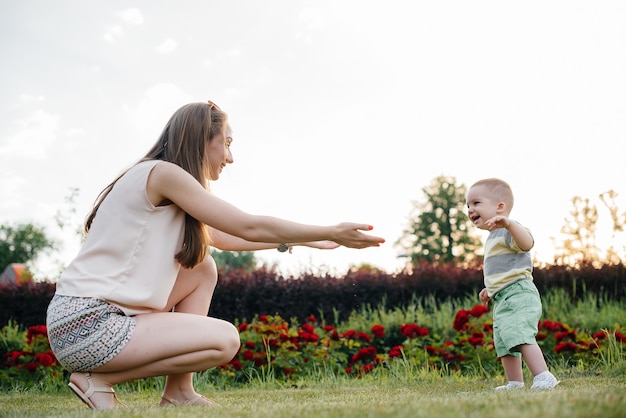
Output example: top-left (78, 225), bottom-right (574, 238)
top-left (466, 185), bottom-right (506, 231)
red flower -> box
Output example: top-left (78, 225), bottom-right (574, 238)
top-left (306, 315), bottom-right (317, 324)
top-left (351, 346), bottom-right (377, 363)
top-left (371, 324), bottom-right (385, 339)
top-left (35, 353), bottom-right (55, 367)
top-left (389, 345), bottom-right (403, 358)
top-left (238, 323), bottom-right (249, 332)
top-left (25, 362), bottom-right (38, 372)
top-left (536, 333), bottom-right (547, 341)
top-left (615, 332), bottom-right (626, 343)
top-left (26, 325), bottom-right (47, 344)
top-left (253, 353), bottom-right (267, 367)
top-left (244, 341), bottom-right (256, 349)
top-left (228, 359), bottom-right (243, 370)
top-left (593, 331), bottom-right (607, 340)
top-left (242, 350), bottom-right (255, 361)
top-left (341, 330), bottom-right (357, 339)
top-left (7, 351), bottom-right (23, 364)
top-left (469, 305), bottom-right (489, 318)
top-left (324, 325), bottom-right (339, 340)
top-left (298, 331), bottom-right (319, 343)
top-left (541, 320), bottom-right (566, 332)
top-left (362, 364), bottom-right (375, 373)
top-left (270, 338), bottom-right (283, 348)
top-left (554, 342), bottom-right (578, 354)
top-left (400, 323), bottom-right (429, 339)
top-left (301, 323), bottom-right (315, 333)
top-left (354, 332), bottom-right (371, 343)
top-left (555, 331), bottom-right (576, 342)
top-left (453, 310), bottom-right (469, 331)
top-left (468, 337), bottom-right (484, 346)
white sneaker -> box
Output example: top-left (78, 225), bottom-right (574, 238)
top-left (530, 372), bottom-right (559, 390)
top-left (495, 382), bottom-right (524, 391)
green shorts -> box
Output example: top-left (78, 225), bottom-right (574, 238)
top-left (492, 279), bottom-right (542, 358)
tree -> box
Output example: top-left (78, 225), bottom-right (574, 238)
top-left (553, 191), bottom-right (626, 267)
top-left (396, 175), bottom-right (483, 266)
top-left (0, 223), bottom-right (57, 273)
top-left (599, 190), bottom-right (626, 265)
top-left (553, 196), bottom-right (600, 267)
top-left (211, 250), bottom-right (257, 273)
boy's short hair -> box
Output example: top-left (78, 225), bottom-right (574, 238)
top-left (471, 178), bottom-right (514, 210)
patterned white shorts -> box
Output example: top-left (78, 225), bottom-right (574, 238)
top-left (46, 295), bottom-right (136, 372)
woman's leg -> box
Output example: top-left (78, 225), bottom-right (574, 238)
top-left (159, 255), bottom-right (222, 405)
top-left (69, 256), bottom-right (240, 408)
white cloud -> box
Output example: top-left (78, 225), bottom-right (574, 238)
top-left (61, 127), bottom-right (87, 151)
top-left (8, 94), bottom-right (46, 110)
top-left (0, 175), bottom-right (27, 215)
top-left (0, 110), bottom-right (59, 160)
top-left (155, 38), bottom-right (178, 54)
top-left (103, 25), bottom-right (123, 43)
top-left (132, 83), bottom-right (194, 137)
top-left (297, 7), bottom-right (327, 30)
top-left (19, 94), bottom-right (45, 103)
top-left (118, 8), bottom-right (143, 25)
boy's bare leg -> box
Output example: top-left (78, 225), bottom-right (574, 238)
top-left (520, 344), bottom-right (548, 376)
top-left (500, 355), bottom-right (523, 383)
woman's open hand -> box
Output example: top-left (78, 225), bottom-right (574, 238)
top-left (332, 223), bottom-right (385, 249)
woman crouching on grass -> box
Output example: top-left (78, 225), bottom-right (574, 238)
top-left (46, 101), bottom-right (385, 409)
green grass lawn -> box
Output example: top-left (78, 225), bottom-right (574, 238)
top-left (1, 374), bottom-right (625, 418)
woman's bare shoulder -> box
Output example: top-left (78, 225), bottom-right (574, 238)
top-left (150, 161), bottom-right (191, 179)
top-left (147, 161), bottom-right (200, 202)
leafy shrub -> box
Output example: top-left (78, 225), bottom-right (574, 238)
top-left (1, 263), bottom-right (625, 328)
top-left (0, 321), bottom-right (25, 354)
top-left (0, 324), bottom-right (67, 389)
top-left (0, 281), bottom-right (56, 328)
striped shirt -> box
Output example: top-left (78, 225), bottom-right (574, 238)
top-left (483, 224), bottom-right (533, 297)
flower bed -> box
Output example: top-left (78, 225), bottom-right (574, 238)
top-left (1, 306), bottom-right (624, 388)
top-left (215, 307), bottom-right (625, 382)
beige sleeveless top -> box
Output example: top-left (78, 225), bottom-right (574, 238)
top-left (55, 160), bottom-right (185, 315)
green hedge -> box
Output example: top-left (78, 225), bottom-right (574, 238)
top-left (1, 263), bottom-right (624, 327)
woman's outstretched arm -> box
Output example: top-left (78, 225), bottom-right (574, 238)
top-left (148, 161), bottom-right (385, 249)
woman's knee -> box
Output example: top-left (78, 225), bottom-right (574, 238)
top-left (216, 321), bottom-right (241, 361)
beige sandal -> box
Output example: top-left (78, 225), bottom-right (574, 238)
top-left (160, 394), bottom-right (219, 407)
top-left (68, 372), bottom-right (125, 409)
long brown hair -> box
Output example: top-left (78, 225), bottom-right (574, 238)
top-left (85, 102), bottom-right (227, 268)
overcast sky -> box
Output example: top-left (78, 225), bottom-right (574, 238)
top-left (1, 1), bottom-right (625, 278)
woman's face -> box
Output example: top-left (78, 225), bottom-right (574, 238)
top-left (206, 123), bottom-right (234, 181)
